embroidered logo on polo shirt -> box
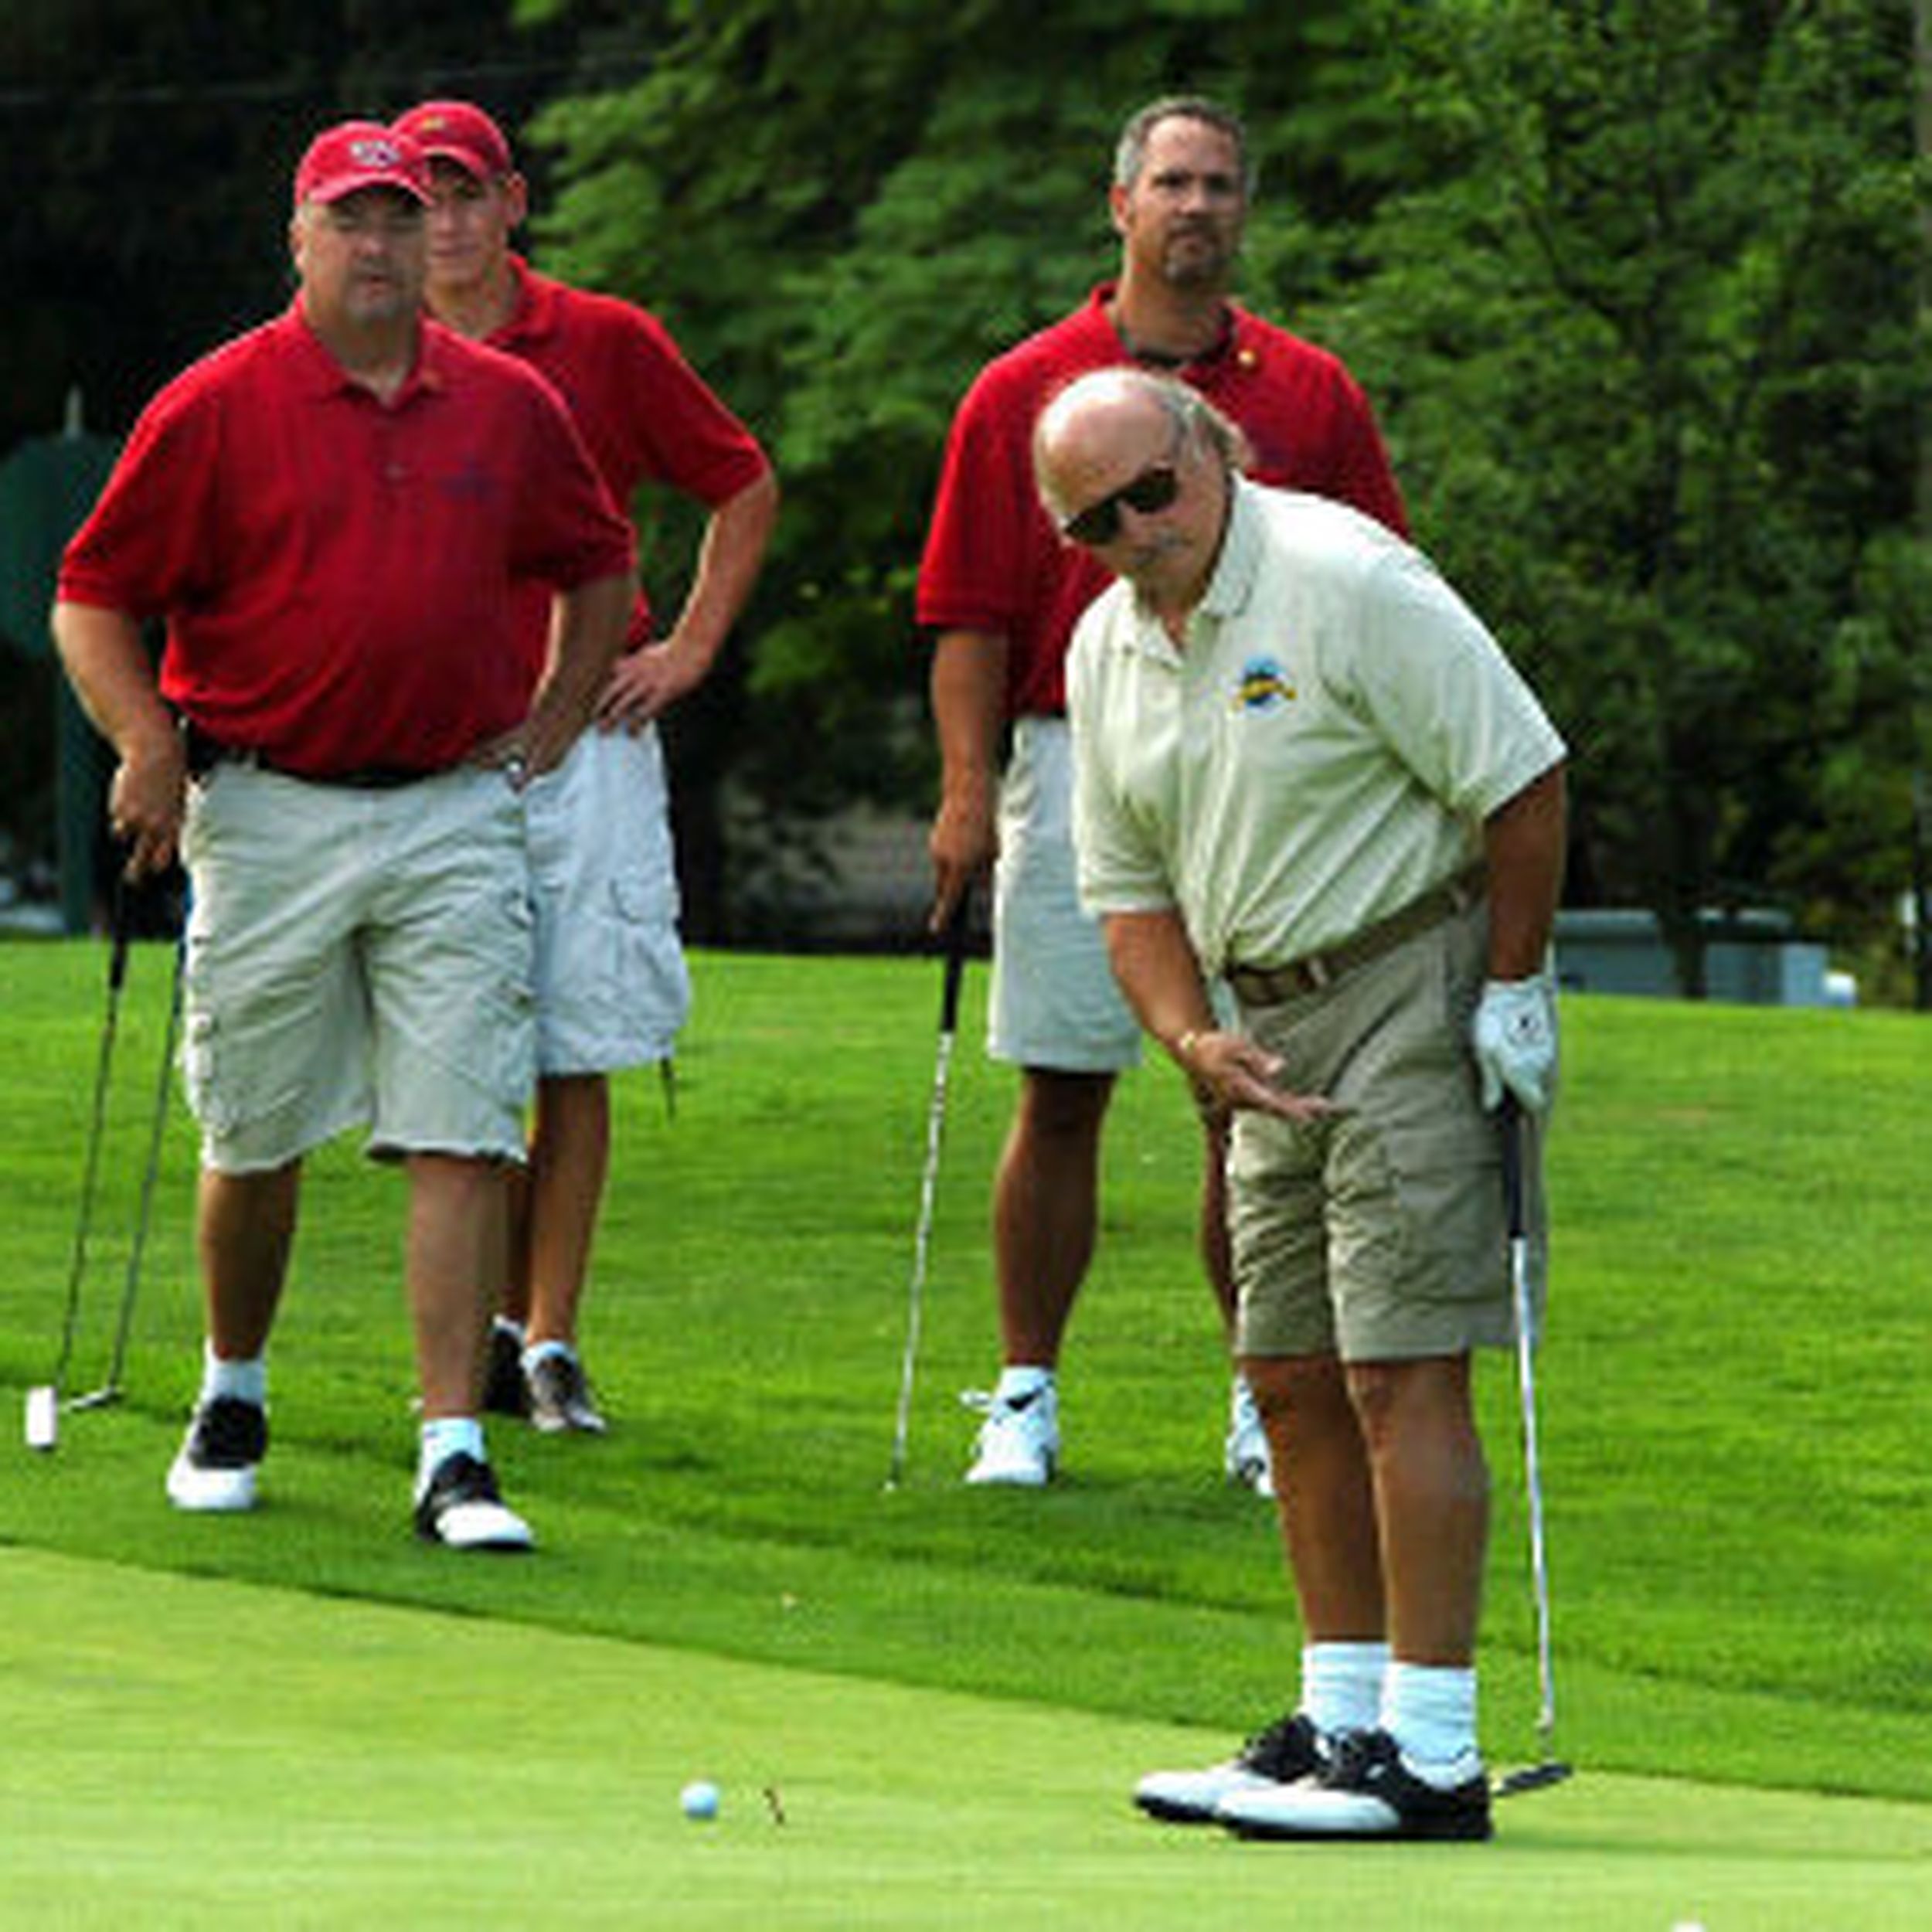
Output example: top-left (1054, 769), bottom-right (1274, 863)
top-left (1233, 655), bottom-right (1294, 713)
top-left (440, 457), bottom-right (497, 502)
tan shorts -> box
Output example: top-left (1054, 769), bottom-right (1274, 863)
top-left (988, 718), bottom-right (1144, 1073)
top-left (524, 727), bottom-right (690, 1074)
top-left (179, 762), bottom-right (535, 1173)
top-left (1228, 896), bottom-right (1551, 1362)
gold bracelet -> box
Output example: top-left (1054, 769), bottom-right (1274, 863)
top-left (1175, 1028), bottom-right (1204, 1064)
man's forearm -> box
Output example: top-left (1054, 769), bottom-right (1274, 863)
top-left (1103, 908), bottom-right (1213, 1061)
top-left (51, 601), bottom-right (171, 758)
top-left (662, 467), bottom-right (779, 675)
top-left (52, 598), bottom-right (185, 876)
top-left (930, 628), bottom-right (1009, 794)
top-left (1484, 760), bottom-right (1568, 978)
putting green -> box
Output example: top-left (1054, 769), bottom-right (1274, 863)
top-left (1, 1546), bottom-right (1926, 1929)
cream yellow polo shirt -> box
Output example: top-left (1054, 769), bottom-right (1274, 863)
top-left (1068, 478), bottom-right (1566, 977)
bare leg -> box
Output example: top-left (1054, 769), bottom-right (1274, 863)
top-left (1345, 1354), bottom-right (1489, 1665)
top-left (406, 1152), bottom-right (502, 1419)
top-left (498, 1161), bottom-right (532, 1329)
top-left (197, 1162), bottom-right (301, 1359)
top-left (1246, 1352), bottom-right (1386, 1640)
top-left (993, 1067), bottom-right (1111, 1366)
top-left (520, 1072), bottom-right (610, 1349)
top-left (1200, 1110), bottom-right (1236, 1338)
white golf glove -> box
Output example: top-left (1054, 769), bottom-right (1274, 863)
top-left (1471, 975), bottom-right (1558, 1114)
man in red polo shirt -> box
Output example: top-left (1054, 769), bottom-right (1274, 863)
top-left (53, 121), bottom-right (635, 1550)
top-left (393, 99), bottom-right (777, 1436)
top-left (919, 96), bottom-right (1406, 1490)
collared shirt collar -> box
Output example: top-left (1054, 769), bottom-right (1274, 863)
top-left (1198, 475), bottom-right (1263, 621)
top-left (281, 298), bottom-right (443, 406)
top-left (1085, 281), bottom-right (1250, 372)
top-left (492, 253), bottom-right (562, 350)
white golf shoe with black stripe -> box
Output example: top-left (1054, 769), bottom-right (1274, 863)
top-left (1134, 1712), bottom-right (1328, 1824)
top-left (413, 1451), bottom-right (534, 1552)
top-left (165, 1396), bottom-right (267, 1512)
top-left (1216, 1728), bottom-right (1493, 1842)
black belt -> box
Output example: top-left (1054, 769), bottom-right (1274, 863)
top-left (182, 723), bottom-right (436, 791)
top-left (1226, 866), bottom-right (1486, 1005)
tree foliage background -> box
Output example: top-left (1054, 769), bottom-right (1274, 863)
top-left (2, 0), bottom-right (1923, 992)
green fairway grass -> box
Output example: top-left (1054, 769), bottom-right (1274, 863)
top-left (3, 939), bottom-right (1931, 1921)
top-left (5, 1546), bottom-right (1928, 1932)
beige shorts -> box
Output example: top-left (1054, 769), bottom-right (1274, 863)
top-left (1228, 896), bottom-right (1551, 1362)
top-left (989, 718), bottom-right (1143, 1073)
top-left (178, 762), bottom-right (535, 1173)
top-left (523, 727), bottom-right (690, 1074)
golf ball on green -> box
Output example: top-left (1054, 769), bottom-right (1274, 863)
top-left (680, 1779), bottom-right (720, 1821)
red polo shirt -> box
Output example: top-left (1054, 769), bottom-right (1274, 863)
top-left (917, 284), bottom-right (1407, 718)
top-left (58, 304), bottom-right (635, 776)
top-left (486, 257), bottom-right (771, 666)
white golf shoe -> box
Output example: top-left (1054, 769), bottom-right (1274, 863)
top-left (165, 1396), bottom-right (267, 1512)
top-left (1134, 1712), bottom-right (1328, 1824)
top-left (413, 1452), bottom-right (535, 1552)
top-left (1215, 1729), bottom-right (1493, 1842)
top-left (961, 1378), bottom-right (1059, 1486)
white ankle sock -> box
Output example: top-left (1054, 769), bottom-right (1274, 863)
top-left (1298, 1641), bottom-right (1389, 1739)
top-left (522, 1339), bottom-right (575, 1372)
top-left (417, 1417), bottom-right (485, 1494)
top-left (1382, 1661), bottom-right (1479, 1777)
top-left (201, 1345), bottom-right (266, 1408)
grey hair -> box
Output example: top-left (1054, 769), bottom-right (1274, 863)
top-left (1112, 95), bottom-right (1256, 198)
top-left (1032, 366), bottom-right (1252, 518)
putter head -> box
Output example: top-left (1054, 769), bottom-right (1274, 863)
top-left (1493, 1758), bottom-right (1573, 1798)
top-left (23, 1385), bottom-right (59, 1452)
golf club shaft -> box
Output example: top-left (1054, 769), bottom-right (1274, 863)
top-left (92, 931), bottom-right (185, 1400)
top-left (888, 895), bottom-right (971, 1485)
top-left (1501, 1094), bottom-right (1559, 1747)
top-left (49, 876), bottom-right (134, 1396)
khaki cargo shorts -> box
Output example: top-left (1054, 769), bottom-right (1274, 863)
top-left (1227, 896), bottom-right (1551, 1363)
top-left (524, 726), bottom-right (690, 1074)
top-left (179, 761), bottom-right (534, 1173)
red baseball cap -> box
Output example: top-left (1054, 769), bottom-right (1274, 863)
top-left (392, 100), bottom-right (515, 182)
top-left (294, 121), bottom-right (431, 209)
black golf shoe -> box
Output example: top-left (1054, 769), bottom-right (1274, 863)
top-left (481, 1322), bottom-right (529, 1418)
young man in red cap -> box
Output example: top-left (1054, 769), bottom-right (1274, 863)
top-left (393, 99), bottom-right (777, 1436)
top-left (53, 120), bottom-right (636, 1549)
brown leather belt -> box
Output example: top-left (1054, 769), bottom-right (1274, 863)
top-left (1226, 866), bottom-right (1486, 1005)
top-left (183, 722), bottom-right (435, 791)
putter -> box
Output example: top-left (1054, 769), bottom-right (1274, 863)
top-left (885, 893), bottom-right (972, 1490)
top-left (1492, 1093), bottom-right (1573, 1798)
top-left (26, 879), bottom-right (134, 1453)
top-left (66, 930), bottom-right (185, 1414)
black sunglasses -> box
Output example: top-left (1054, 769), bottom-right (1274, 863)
top-left (1060, 462), bottom-right (1182, 547)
